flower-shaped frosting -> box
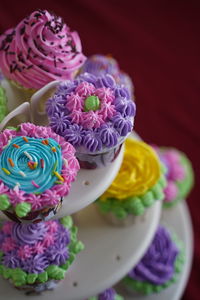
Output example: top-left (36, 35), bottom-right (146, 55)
top-left (124, 226), bottom-right (184, 294)
top-left (153, 147), bottom-right (194, 206)
top-left (0, 217), bottom-right (84, 287)
top-left (88, 288), bottom-right (123, 300)
top-left (97, 138), bottom-right (167, 218)
top-left (0, 9), bottom-right (86, 89)
top-left (0, 123), bottom-right (79, 217)
top-left (46, 73), bottom-right (136, 153)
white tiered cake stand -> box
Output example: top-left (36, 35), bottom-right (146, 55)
top-left (0, 82), bottom-right (193, 300)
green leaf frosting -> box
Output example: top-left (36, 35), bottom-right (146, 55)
top-left (0, 194), bottom-right (10, 210)
top-left (15, 202), bottom-right (31, 217)
top-left (0, 86), bottom-right (8, 122)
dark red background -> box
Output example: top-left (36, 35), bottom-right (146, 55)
top-left (0, 1), bottom-right (199, 299)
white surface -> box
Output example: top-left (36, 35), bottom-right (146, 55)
top-left (117, 201), bottom-right (194, 300)
top-left (0, 200), bottom-right (162, 300)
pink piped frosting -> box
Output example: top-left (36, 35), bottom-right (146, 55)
top-left (2, 237), bottom-right (16, 252)
top-left (2, 222), bottom-right (13, 234)
top-left (18, 245), bottom-right (33, 259)
top-left (164, 181), bottom-right (178, 202)
top-left (66, 84), bottom-right (116, 129)
top-left (0, 10), bottom-right (86, 90)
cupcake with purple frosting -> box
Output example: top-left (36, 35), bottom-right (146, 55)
top-left (80, 54), bottom-right (134, 98)
top-left (153, 146), bottom-right (194, 208)
top-left (0, 216), bottom-right (84, 294)
top-left (88, 288), bottom-right (123, 300)
top-left (46, 73), bottom-right (136, 169)
top-left (122, 226), bottom-right (185, 295)
top-left (0, 123), bottom-right (80, 222)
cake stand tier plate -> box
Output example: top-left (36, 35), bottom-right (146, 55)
top-left (117, 201), bottom-right (194, 300)
top-left (0, 200), bottom-right (162, 300)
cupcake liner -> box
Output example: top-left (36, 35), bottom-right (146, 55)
top-left (122, 229), bottom-right (185, 295)
top-left (1, 198), bottom-right (63, 223)
top-left (164, 152), bottom-right (194, 208)
top-left (9, 79), bottom-right (36, 101)
top-left (0, 84), bottom-right (8, 122)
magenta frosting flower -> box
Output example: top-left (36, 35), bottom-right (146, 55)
top-left (0, 9), bottom-right (86, 89)
top-left (46, 73), bottom-right (136, 153)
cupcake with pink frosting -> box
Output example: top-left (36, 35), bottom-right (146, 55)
top-left (80, 54), bottom-right (134, 98)
top-left (87, 288), bottom-right (123, 300)
top-left (153, 147), bottom-right (194, 207)
top-left (0, 9), bottom-right (86, 97)
top-left (46, 73), bottom-right (136, 169)
top-left (0, 216), bottom-right (84, 294)
top-left (0, 123), bottom-right (79, 222)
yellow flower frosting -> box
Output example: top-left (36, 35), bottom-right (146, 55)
top-left (100, 138), bottom-right (161, 200)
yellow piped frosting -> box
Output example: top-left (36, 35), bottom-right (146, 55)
top-left (100, 138), bottom-right (161, 201)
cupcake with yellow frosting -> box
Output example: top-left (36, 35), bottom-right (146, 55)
top-left (96, 138), bottom-right (166, 226)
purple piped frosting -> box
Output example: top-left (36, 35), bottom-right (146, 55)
top-left (128, 226), bottom-right (179, 285)
top-left (0, 220), bottom-right (71, 273)
top-left (98, 288), bottom-right (116, 300)
top-left (46, 73), bottom-right (136, 153)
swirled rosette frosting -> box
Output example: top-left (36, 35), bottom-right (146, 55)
top-left (97, 138), bottom-right (167, 218)
top-left (123, 226), bottom-right (185, 294)
top-left (88, 288), bottom-right (124, 300)
top-left (0, 217), bottom-right (84, 287)
top-left (0, 9), bottom-right (86, 90)
top-left (46, 73), bottom-right (136, 153)
top-left (153, 146), bottom-right (194, 207)
top-left (0, 123), bottom-right (79, 218)
top-left (80, 54), bottom-right (134, 97)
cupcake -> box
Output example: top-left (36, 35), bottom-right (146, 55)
top-left (0, 123), bottom-right (79, 222)
top-left (0, 9), bottom-right (86, 99)
top-left (0, 216), bottom-right (84, 294)
top-left (87, 288), bottom-right (123, 300)
top-left (0, 80), bottom-right (8, 122)
top-left (154, 147), bottom-right (194, 208)
top-left (46, 73), bottom-right (136, 169)
top-left (96, 138), bottom-right (166, 226)
top-left (122, 226), bottom-right (185, 295)
top-left (80, 54), bottom-right (134, 98)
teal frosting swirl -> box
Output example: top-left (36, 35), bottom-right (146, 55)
top-left (0, 136), bottom-right (62, 194)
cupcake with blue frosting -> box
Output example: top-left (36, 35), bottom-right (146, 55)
top-left (0, 123), bottom-right (79, 222)
top-left (46, 73), bottom-right (136, 169)
top-left (0, 216), bottom-right (84, 294)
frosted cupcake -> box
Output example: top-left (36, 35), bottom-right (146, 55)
top-left (154, 147), bottom-right (194, 208)
top-left (0, 216), bottom-right (84, 294)
top-left (80, 54), bottom-right (134, 98)
top-left (87, 288), bottom-right (123, 300)
top-left (0, 123), bottom-right (79, 222)
top-left (0, 76), bottom-right (8, 122)
top-left (96, 138), bottom-right (166, 226)
top-left (0, 9), bottom-right (86, 98)
top-left (122, 226), bottom-right (185, 295)
top-left (46, 73), bottom-right (136, 169)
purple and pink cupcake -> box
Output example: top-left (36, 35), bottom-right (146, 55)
top-left (87, 288), bottom-right (124, 300)
top-left (0, 9), bottom-right (86, 96)
top-left (0, 216), bottom-right (84, 294)
top-left (80, 54), bottom-right (134, 98)
top-left (153, 147), bottom-right (194, 207)
top-left (46, 73), bottom-right (136, 169)
top-left (0, 123), bottom-right (79, 222)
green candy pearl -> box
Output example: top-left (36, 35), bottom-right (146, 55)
top-left (84, 96), bottom-right (100, 112)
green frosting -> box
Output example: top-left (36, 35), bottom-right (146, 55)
top-left (84, 95), bottom-right (100, 111)
top-left (96, 170), bottom-right (167, 220)
top-left (0, 194), bottom-right (10, 210)
top-left (123, 231), bottom-right (185, 295)
top-left (0, 86), bottom-right (8, 122)
top-left (164, 151), bottom-right (194, 208)
top-left (0, 218), bottom-right (84, 287)
top-left (15, 202), bottom-right (31, 218)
